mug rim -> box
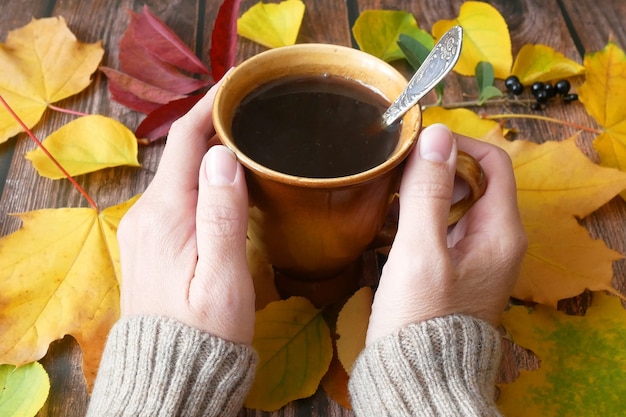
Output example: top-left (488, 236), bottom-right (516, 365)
top-left (213, 43), bottom-right (422, 188)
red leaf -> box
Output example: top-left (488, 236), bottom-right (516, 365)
top-left (100, 67), bottom-right (186, 113)
top-left (119, 13), bottom-right (211, 93)
top-left (210, 0), bottom-right (242, 80)
top-left (135, 5), bottom-right (209, 75)
top-left (135, 94), bottom-right (205, 142)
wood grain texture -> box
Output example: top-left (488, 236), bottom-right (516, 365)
top-left (0, 1), bottom-right (624, 416)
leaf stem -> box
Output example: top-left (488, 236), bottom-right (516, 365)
top-left (485, 113), bottom-right (602, 134)
top-left (0, 95), bottom-right (99, 211)
top-left (47, 104), bottom-right (89, 117)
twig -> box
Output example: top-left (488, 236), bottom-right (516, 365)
top-left (0, 95), bottom-right (99, 211)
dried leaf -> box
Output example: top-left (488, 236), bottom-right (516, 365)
top-left (353, 10), bottom-right (433, 62)
top-left (481, 130), bottom-right (626, 305)
top-left (100, 66), bottom-right (188, 114)
top-left (0, 196), bottom-right (139, 388)
top-left (210, 0), bottom-right (243, 80)
top-left (237, 0), bottom-right (305, 49)
top-left (0, 17), bottom-right (104, 143)
top-left (432, 1), bottom-right (511, 78)
top-left (336, 287), bottom-right (372, 375)
top-left (131, 5), bottom-right (208, 74)
top-left (422, 107), bottom-right (504, 138)
top-left (25, 115), bottom-right (140, 179)
top-left (499, 292), bottom-right (626, 416)
top-left (118, 12), bottom-right (209, 94)
top-left (578, 42), bottom-right (626, 199)
top-left (422, 110), bottom-right (626, 304)
top-left (245, 296), bottom-right (333, 411)
top-left (511, 44), bottom-right (585, 85)
top-left (101, 6), bottom-right (211, 116)
top-left (135, 95), bottom-right (204, 143)
top-left (0, 362), bottom-right (49, 417)
top-left (320, 353), bottom-right (351, 410)
top-left (246, 238), bottom-right (280, 311)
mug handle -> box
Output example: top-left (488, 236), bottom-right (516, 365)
top-left (448, 150), bottom-right (487, 225)
top-left (371, 151), bottom-right (487, 249)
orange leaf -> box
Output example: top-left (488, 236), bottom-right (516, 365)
top-left (0, 196), bottom-right (139, 388)
top-left (0, 17), bottom-right (104, 143)
top-left (320, 353), bottom-right (351, 409)
top-left (245, 296), bottom-right (333, 411)
top-left (246, 238), bottom-right (279, 311)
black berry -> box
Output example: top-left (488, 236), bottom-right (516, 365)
top-left (511, 82), bottom-right (524, 95)
top-left (505, 75), bottom-right (520, 91)
top-left (544, 82), bottom-right (557, 98)
top-left (531, 102), bottom-right (542, 111)
top-left (555, 79), bottom-right (571, 96)
top-left (535, 89), bottom-right (549, 104)
top-left (531, 82), bottom-right (545, 98)
top-left (563, 93), bottom-right (578, 103)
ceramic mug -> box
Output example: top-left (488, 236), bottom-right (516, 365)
top-left (213, 44), bottom-right (485, 305)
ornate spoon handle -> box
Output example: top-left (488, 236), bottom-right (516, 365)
top-left (381, 25), bottom-right (463, 128)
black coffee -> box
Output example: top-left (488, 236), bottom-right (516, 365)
top-left (231, 75), bottom-right (401, 178)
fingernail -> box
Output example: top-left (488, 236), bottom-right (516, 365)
top-left (207, 145), bottom-right (238, 185)
top-left (419, 124), bottom-right (454, 162)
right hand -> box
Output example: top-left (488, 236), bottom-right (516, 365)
top-left (366, 124), bottom-right (527, 345)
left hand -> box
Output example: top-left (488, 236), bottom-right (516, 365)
top-left (117, 83), bottom-right (256, 345)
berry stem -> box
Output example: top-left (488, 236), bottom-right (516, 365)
top-left (0, 94), bottom-right (99, 211)
top-left (422, 97), bottom-right (536, 110)
top-left (47, 104), bottom-right (89, 117)
top-left (485, 113), bottom-right (602, 134)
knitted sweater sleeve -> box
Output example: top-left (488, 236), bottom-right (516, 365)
top-left (86, 315), bottom-right (258, 417)
top-left (348, 314), bottom-right (503, 417)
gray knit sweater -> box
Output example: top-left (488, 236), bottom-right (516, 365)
top-left (87, 314), bottom-right (502, 416)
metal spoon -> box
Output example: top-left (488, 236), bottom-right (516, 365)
top-left (380, 25), bottom-right (463, 129)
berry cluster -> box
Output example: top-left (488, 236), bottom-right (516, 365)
top-left (504, 75), bottom-right (578, 110)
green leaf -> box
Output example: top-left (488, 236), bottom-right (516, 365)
top-left (499, 292), bottom-right (626, 416)
top-left (398, 34), bottom-right (443, 101)
top-left (476, 62), bottom-right (503, 104)
top-left (244, 296), bottom-right (333, 411)
top-left (353, 10), bottom-right (432, 62)
top-left (0, 362), bottom-right (50, 417)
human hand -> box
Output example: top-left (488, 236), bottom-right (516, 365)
top-left (366, 124), bottom-right (527, 345)
top-left (117, 84), bottom-right (255, 345)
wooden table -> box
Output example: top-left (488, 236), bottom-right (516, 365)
top-left (1, 0), bottom-right (625, 415)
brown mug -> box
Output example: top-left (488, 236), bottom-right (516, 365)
top-left (213, 44), bottom-right (485, 306)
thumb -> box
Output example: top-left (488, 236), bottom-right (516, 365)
top-left (394, 124), bottom-right (457, 251)
top-left (195, 145), bottom-right (249, 281)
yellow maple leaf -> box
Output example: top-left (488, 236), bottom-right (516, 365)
top-left (498, 292), bottom-right (626, 416)
top-left (481, 130), bottom-right (626, 305)
top-left (511, 44), bottom-right (585, 85)
top-left (578, 42), bottom-right (626, 199)
top-left (0, 17), bottom-right (104, 143)
top-left (0, 362), bottom-right (49, 416)
top-left (25, 115), bottom-right (140, 179)
top-left (423, 108), bottom-right (626, 304)
top-left (237, 0), bottom-right (305, 49)
top-left (432, 1), bottom-right (511, 79)
top-left (335, 287), bottom-right (372, 375)
top-left (0, 196), bottom-right (138, 388)
top-left (245, 296), bottom-right (333, 411)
